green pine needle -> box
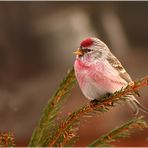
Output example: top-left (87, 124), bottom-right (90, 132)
top-left (28, 68), bottom-right (76, 146)
top-left (89, 116), bottom-right (148, 147)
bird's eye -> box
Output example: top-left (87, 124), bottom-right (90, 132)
top-left (86, 49), bottom-right (92, 52)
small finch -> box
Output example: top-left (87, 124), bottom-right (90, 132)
top-left (74, 37), bottom-right (148, 114)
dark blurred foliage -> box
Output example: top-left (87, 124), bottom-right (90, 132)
top-left (0, 1), bottom-right (148, 146)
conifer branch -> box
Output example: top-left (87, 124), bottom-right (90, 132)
top-left (48, 76), bottom-right (148, 147)
top-left (89, 116), bottom-right (148, 147)
top-left (0, 132), bottom-right (15, 147)
top-left (29, 68), bottom-right (76, 146)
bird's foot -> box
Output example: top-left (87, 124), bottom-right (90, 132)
top-left (90, 93), bottom-right (113, 107)
top-left (105, 92), bottom-right (112, 98)
top-left (104, 93), bottom-right (114, 106)
top-left (100, 93), bottom-right (112, 101)
top-left (90, 99), bottom-right (99, 106)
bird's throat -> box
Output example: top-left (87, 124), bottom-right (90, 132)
top-left (75, 58), bottom-right (91, 71)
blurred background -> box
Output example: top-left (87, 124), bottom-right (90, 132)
top-left (0, 1), bottom-right (148, 146)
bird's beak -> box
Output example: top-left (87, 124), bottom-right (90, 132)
top-left (73, 48), bottom-right (84, 56)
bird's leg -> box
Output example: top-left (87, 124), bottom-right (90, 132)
top-left (90, 93), bottom-right (113, 107)
top-left (105, 92), bottom-right (112, 98)
top-left (90, 99), bottom-right (99, 106)
top-left (100, 93), bottom-right (114, 106)
top-left (105, 93), bottom-right (114, 106)
top-left (99, 92), bottom-right (113, 101)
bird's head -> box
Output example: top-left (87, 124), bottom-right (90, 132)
top-left (74, 37), bottom-right (110, 61)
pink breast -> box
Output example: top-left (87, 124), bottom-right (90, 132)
top-left (74, 59), bottom-right (90, 70)
top-left (74, 59), bottom-right (90, 87)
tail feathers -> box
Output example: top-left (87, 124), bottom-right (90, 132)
top-left (127, 96), bottom-right (148, 115)
top-left (127, 100), bottom-right (139, 115)
top-left (134, 99), bottom-right (148, 113)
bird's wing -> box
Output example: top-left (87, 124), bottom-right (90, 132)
top-left (107, 53), bottom-right (132, 83)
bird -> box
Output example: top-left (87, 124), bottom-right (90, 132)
top-left (74, 37), bottom-right (148, 114)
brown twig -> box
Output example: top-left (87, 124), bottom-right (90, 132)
top-left (0, 132), bottom-right (15, 147)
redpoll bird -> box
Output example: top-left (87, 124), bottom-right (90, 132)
top-left (74, 37), bottom-right (148, 114)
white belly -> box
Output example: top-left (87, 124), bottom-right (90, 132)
top-left (81, 78), bottom-right (109, 100)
